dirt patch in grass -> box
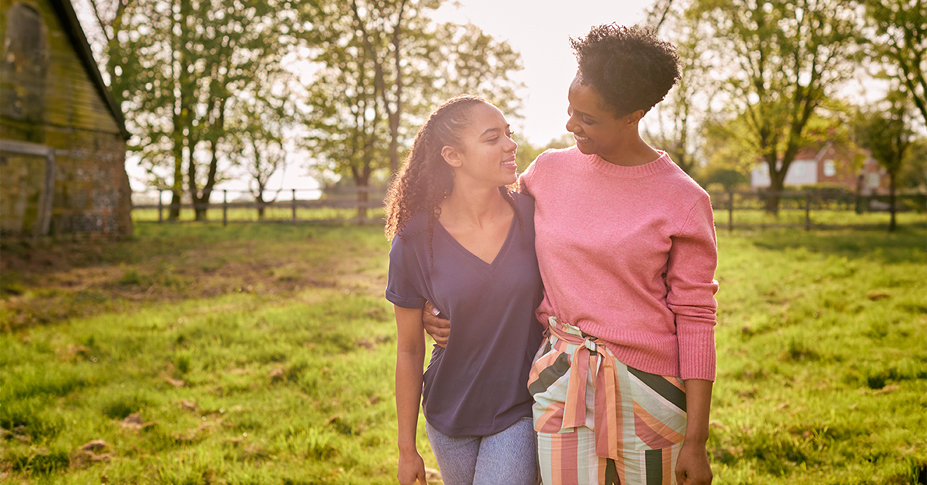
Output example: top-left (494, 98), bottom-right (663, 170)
top-left (0, 227), bottom-right (387, 332)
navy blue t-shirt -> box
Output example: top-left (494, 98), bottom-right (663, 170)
top-left (386, 192), bottom-right (544, 436)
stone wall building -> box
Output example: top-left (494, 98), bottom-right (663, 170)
top-left (0, 0), bottom-right (132, 238)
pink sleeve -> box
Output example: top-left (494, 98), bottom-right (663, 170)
top-left (666, 194), bottom-right (719, 381)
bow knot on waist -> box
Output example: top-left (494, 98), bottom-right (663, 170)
top-left (546, 316), bottom-right (620, 461)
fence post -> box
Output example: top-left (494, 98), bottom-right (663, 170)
top-left (727, 191), bottom-right (734, 232)
top-left (292, 189), bottom-right (297, 222)
top-left (805, 192), bottom-right (812, 231)
top-left (158, 190), bottom-right (163, 223)
top-left (223, 190), bottom-right (228, 227)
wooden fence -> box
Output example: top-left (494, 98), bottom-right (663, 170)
top-left (131, 188), bottom-right (926, 229)
top-left (709, 190), bottom-right (926, 231)
top-left (130, 188), bottom-right (386, 225)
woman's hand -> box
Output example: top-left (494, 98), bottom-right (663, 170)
top-left (398, 450), bottom-right (428, 485)
top-left (422, 301), bottom-right (450, 348)
top-left (675, 440), bottom-right (712, 485)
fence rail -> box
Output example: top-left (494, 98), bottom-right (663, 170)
top-left (131, 188), bottom-right (387, 225)
top-left (131, 188), bottom-right (926, 229)
top-left (709, 190), bottom-right (926, 231)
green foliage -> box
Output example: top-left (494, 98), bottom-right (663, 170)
top-left (854, 91), bottom-right (922, 229)
top-left (691, 0), bottom-right (862, 211)
top-left (702, 166), bottom-right (749, 191)
top-left (0, 224), bottom-right (924, 484)
top-left (859, 0), bottom-right (927, 123)
top-left (99, 0), bottom-right (296, 219)
top-left (300, 0), bottom-right (524, 189)
top-left (855, 93), bottom-right (919, 178)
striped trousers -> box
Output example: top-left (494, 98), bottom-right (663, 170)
top-left (528, 317), bottom-right (688, 485)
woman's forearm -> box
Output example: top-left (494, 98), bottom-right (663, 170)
top-left (683, 379), bottom-right (713, 444)
top-left (396, 347), bottom-right (425, 452)
top-left (394, 306), bottom-right (427, 454)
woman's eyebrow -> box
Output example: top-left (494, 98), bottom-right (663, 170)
top-left (573, 108), bottom-right (594, 120)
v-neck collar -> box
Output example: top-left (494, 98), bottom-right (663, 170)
top-left (435, 212), bottom-right (517, 271)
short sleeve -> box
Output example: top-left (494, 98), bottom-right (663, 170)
top-left (385, 235), bottom-right (426, 309)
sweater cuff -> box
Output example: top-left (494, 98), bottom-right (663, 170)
top-left (677, 319), bottom-right (717, 381)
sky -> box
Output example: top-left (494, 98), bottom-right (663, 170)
top-left (433, 0), bottom-right (653, 145)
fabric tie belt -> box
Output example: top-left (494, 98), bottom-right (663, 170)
top-left (545, 316), bottom-right (621, 461)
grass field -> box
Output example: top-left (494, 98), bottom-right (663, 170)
top-left (1, 222), bottom-right (925, 484)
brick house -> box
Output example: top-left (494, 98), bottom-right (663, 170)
top-left (0, 0), bottom-right (132, 237)
top-left (750, 141), bottom-right (890, 195)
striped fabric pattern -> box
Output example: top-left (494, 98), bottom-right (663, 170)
top-left (528, 317), bottom-right (688, 485)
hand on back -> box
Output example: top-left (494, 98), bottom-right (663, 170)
top-left (422, 301), bottom-right (450, 348)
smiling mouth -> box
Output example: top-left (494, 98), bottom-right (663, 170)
top-left (573, 134), bottom-right (589, 142)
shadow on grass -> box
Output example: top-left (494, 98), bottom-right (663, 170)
top-left (746, 226), bottom-right (926, 265)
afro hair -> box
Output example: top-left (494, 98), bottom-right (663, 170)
top-left (571, 24), bottom-right (680, 118)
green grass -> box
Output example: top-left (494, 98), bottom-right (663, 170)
top-left (1, 222), bottom-right (925, 484)
top-left (711, 228), bottom-right (926, 484)
top-left (712, 208), bottom-right (926, 229)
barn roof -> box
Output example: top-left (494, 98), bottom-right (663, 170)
top-left (48, 0), bottom-right (130, 140)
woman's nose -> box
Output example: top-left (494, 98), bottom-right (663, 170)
top-left (565, 115), bottom-right (577, 134)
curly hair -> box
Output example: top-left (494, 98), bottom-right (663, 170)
top-left (384, 95), bottom-right (521, 250)
top-left (571, 24), bottom-right (680, 118)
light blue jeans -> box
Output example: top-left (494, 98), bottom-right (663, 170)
top-left (426, 416), bottom-right (538, 485)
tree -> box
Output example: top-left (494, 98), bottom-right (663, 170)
top-left (226, 74), bottom-right (296, 220)
top-left (859, 0), bottom-right (927, 123)
top-left (900, 138), bottom-right (927, 191)
top-left (692, 0), bottom-right (861, 214)
top-left (642, 0), bottom-right (716, 175)
top-left (92, 0), bottom-right (294, 220)
top-left (301, 15), bottom-right (389, 221)
top-left (299, 0), bottom-right (523, 220)
top-left (855, 91), bottom-right (918, 231)
top-left (347, 1), bottom-right (523, 178)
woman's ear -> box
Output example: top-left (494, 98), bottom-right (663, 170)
top-left (441, 145), bottom-right (462, 168)
top-left (625, 109), bottom-right (646, 125)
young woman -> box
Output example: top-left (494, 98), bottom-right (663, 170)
top-left (425, 25), bottom-right (719, 485)
top-left (384, 95), bottom-right (544, 485)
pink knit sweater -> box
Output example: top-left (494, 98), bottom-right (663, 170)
top-left (521, 147), bottom-right (719, 381)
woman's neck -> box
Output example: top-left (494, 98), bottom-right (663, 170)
top-left (440, 184), bottom-right (509, 229)
top-left (600, 129), bottom-right (661, 167)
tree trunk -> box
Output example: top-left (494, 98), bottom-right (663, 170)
top-left (169, 189), bottom-right (182, 220)
top-left (356, 187), bottom-right (368, 223)
top-left (194, 195), bottom-right (209, 221)
top-left (888, 173), bottom-right (897, 232)
top-left (257, 195), bottom-right (266, 221)
top-left (765, 160), bottom-right (788, 216)
top-left (169, 134), bottom-right (184, 220)
top-left (854, 174), bottom-right (865, 214)
top-left (388, 112), bottom-right (400, 177)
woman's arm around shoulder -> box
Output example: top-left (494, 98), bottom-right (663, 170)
top-left (394, 305), bottom-right (428, 485)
